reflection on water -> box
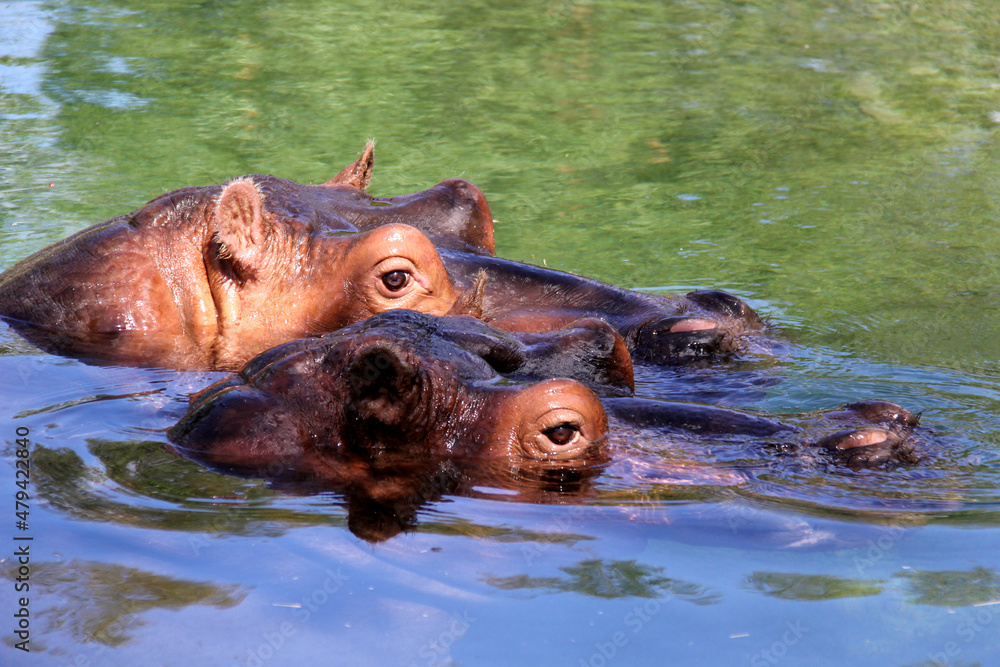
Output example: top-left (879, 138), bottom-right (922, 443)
top-left (0, 2), bottom-right (55, 105)
top-left (31, 441), bottom-right (347, 536)
top-left (898, 567), bottom-right (1000, 607)
top-left (1, 560), bottom-right (246, 647)
top-left (746, 572), bottom-right (883, 601)
top-left (746, 567), bottom-right (1000, 607)
top-left (3, 0), bottom-right (1000, 663)
top-left (486, 559), bottom-right (720, 604)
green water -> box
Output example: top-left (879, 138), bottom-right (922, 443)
top-left (2, 1), bottom-right (1000, 664)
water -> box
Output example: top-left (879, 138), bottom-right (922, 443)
top-left (2, 0), bottom-right (1000, 664)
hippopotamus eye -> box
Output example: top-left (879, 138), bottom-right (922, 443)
top-left (542, 423), bottom-right (579, 446)
top-left (381, 270), bottom-right (411, 292)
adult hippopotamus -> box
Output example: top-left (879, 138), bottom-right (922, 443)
top-left (1, 144), bottom-right (768, 370)
top-left (0, 145), bottom-right (491, 369)
top-left (169, 310), bottom-right (920, 540)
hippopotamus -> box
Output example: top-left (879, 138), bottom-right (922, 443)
top-left (0, 145), bottom-right (488, 369)
top-left (168, 310), bottom-right (625, 471)
top-left (168, 310), bottom-right (921, 541)
top-left (0, 144), bottom-right (767, 370)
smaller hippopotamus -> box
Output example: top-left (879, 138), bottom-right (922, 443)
top-left (169, 310), bottom-right (922, 541)
top-left (0, 145), bottom-right (494, 369)
top-left (168, 309), bottom-right (639, 539)
top-left (169, 310), bottom-right (622, 471)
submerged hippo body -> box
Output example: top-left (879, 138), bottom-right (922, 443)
top-left (170, 310), bottom-right (921, 540)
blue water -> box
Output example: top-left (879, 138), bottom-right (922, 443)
top-left (3, 1), bottom-right (1000, 665)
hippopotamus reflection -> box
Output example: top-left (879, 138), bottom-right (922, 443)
top-left (168, 310), bottom-right (921, 541)
top-left (0, 145), bottom-right (767, 370)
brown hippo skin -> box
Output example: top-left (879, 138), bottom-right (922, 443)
top-left (168, 309), bottom-right (620, 473)
top-left (322, 145), bottom-right (770, 366)
top-left (168, 310), bottom-right (921, 541)
top-left (0, 144), bottom-right (768, 370)
top-left (168, 310), bottom-right (619, 538)
top-left (0, 148), bottom-right (491, 369)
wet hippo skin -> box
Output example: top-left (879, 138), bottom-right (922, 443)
top-left (328, 145), bottom-right (773, 367)
top-left (169, 311), bottom-right (922, 541)
top-left (0, 145), bottom-right (769, 370)
top-left (0, 151), bottom-right (486, 369)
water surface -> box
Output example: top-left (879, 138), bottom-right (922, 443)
top-left (2, 1), bottom-right (1000, 664)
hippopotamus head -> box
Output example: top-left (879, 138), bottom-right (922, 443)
top-left (168, 309), bottom-right (632, 538)
top-left (1, 141), bottom-right (772, 371)
top-left (169, 309), bottom-right (641, 540)
top-left (168, 309), bottom-right (631, 475)
top-left (0, 145), bottom-right (494, 369)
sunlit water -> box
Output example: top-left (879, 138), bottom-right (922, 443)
top-left (3, 1), bottom-right (1000, 665)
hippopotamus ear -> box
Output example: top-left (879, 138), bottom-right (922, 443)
top-left (324, 140), bottom-right (375, 191)
top-left (212, 179), bottom-right (268, 275)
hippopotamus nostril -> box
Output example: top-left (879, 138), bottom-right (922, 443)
top-left (343, 341), bottom-right (426, 429)
top-left (686, 290), bottom-right (764, 328)
top-left (633, 317), bottom-right (732, 366)
top-left (347, 343), bottom-right (404, 393)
